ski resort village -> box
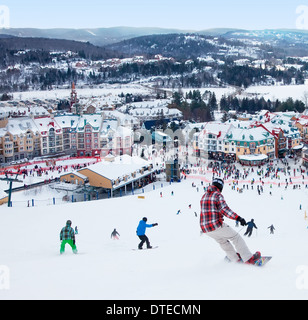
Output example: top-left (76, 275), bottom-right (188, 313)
top-left (4, 19), bottom-right (308, 301)
top-left (1, 82), bottom-right (308, 204)
top-left (0, 81), bottom-right (308, 300)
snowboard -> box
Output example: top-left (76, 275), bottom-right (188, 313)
top-left (132, 246), bottom-right (158, 251)
top-left (59, 252), bottom-right (83, 255)
top-left (254, 256), bottom-right (272, 267)
top-left (224, 256), bottom-right (272, 267)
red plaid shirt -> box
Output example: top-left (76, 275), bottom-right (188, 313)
top-left (200, 185), bottom-right (239, 233)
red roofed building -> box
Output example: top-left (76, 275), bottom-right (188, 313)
top-left (256, 123), bottom-right (287, 158)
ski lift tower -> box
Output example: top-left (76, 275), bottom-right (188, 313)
top-left (0, 173), bottom-right (23, 207)
top-left (165, 159), bottom-right (180, 182)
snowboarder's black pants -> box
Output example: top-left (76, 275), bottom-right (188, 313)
top-left (244, 228), bottom-right (253, 237)
top-left (138, 235), bottom-right (151, 249)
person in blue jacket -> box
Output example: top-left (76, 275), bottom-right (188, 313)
top-left (136, 217), bottom-right (158, 249)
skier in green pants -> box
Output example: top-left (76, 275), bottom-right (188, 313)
top-left (60, 220), bottom-right (78, 254)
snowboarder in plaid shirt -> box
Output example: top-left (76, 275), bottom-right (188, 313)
top-left (60, 220), bottom-right (78, 254)
top-left (200, 178), bottom-right (260, 264)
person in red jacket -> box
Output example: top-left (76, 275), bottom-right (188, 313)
top-left (200, 178), bottom-right (260, 264)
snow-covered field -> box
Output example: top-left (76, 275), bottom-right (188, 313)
top-left (245, 83), bottom-right (308, 102)
top-left (10, 82), bottom-right (308, 103)
top-left (10, 84), bottom-right (153, 101)
top-left (0, 162), bottom-right (308, 300)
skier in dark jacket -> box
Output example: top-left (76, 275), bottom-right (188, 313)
top-left (136, 217), bottom-right (158, 249)
top-left (244, 219), bottom-right (258, 237)
top-left (111, 228), bottom-right (120, 240)
top-left (268, 224), bottom-right (275, 234)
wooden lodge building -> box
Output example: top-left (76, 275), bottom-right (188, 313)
top-left (60, 155), bottom-right (158, 198)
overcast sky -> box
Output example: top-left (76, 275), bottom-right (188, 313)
top-left (1, 0), bottom-right (306, 30)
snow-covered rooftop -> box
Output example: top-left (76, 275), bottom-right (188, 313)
top-left (79, 155), bottom-right (150, 182)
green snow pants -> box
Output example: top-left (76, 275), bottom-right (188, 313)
top-left (60, 239), bottom-right (78, 254)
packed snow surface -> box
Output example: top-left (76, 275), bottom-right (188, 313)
top-left (1, 166), bottom-right (308, 300)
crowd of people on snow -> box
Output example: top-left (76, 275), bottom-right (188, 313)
top-left (1, 160), bottom-right (96, 187)
top-left (181, 157), bottom-right (308, 192)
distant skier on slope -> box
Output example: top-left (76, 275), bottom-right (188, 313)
top-left (200, 178), bottom-right (261, 264)
top-left (111, 228), bottom-right (120, 240)
top-left (60, 220), bottom-right (78, 254)
top-left (244, 219), bottom-right (258, 237)
top-left (136, 217), bottom-right (158, 249)
top-left (268, 224), bottom-right (275, 234)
